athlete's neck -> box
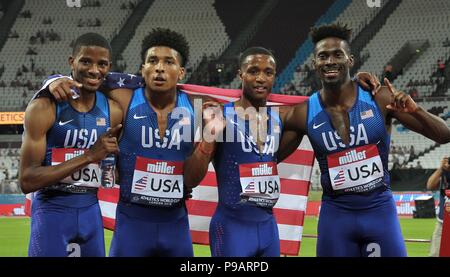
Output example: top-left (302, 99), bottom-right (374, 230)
top-left (69, 90), bottom-right (96, 112)
top-left (146, 87), bottom-right (177, 110)
top-left (235, 94), bottom-right (267, 111)
top-left (320, 79), bottom-right (356, 108)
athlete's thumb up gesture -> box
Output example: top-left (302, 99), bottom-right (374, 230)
top-left (86, 124), bottom-right (122, 163)
top-left (385, 78), bottom-right (418, 113)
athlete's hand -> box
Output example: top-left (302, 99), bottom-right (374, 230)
top-left (202, 101), bottom-right (225, 143)
top-left (86, 124), bottom-right (122, 163)
top-left (355, 72), bottom-right (380, 95)
top-left (49, 78), bottom-right (82, 102)
top-left (384, 78), bottom-right (418, 113)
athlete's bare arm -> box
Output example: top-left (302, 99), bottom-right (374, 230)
top-left (19, 98), bottom-right (122, 194)
top-left (277, 103), bottom-right (308, 162)
top-left (48, 77), bottom-right (133, 120)
top-left (105, 88), bottom-right (133, 121)
top-left (375, 79), bottom-right (450, 144)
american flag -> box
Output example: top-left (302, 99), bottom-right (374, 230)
top-left (360, 109), bottom-right (374, 120)
top-left (333, 169), bottom-right (346, 186)
top-left (27, 74), bottom-right (315, 256)
top-left (133, 176), bottom-right (148, 191)
top-left (244, 181), bottom-right (256, 193)
top-left (96, 117), bottom-right (106, 126)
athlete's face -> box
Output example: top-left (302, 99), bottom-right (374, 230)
top-left (239, 54), bottom-right (276, 102)
top-left (69, 46), bottom-right (111, 93)
top-left (313, 37), bottom-right (353, 85)
top-left (141, 46), bottom-right (185, 93)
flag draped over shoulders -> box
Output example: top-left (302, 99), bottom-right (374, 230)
top-left (26, 73), bottom-right (315, 256)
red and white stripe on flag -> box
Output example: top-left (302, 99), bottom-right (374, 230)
top-left (25, 84), bottom-right (314, 256)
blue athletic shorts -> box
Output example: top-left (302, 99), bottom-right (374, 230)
top-left (209, 207), bottom-right (280, 257)
top-left (109, 207), bottom-right (193, 257)
top-left (29, 201), bottom-right (105, 257)
top-left (317, 197), bottom-right (407, 257)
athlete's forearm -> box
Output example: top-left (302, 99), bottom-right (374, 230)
top-left (411, 106), bottom-right (450, 144)
top-left (183, 141), bottom-right (215, 189)
top-left (277, 130), bottom-right (303, 163)
top-left (34, 73), bottom-right (143, 99)
top-left (19, 154), bottom-right (93, 194)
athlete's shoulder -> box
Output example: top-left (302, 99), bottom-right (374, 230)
top-left (27, 97), bottom-right (55, 114)
top-left (108, 98), bottom-right (124, 114)
top-left (24, 97), bottom-right (56, 130)
top-left (107, 98), bottom-right (123, 128)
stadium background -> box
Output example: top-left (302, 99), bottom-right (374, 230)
top-left (0, 0), bottom-right (449, 256)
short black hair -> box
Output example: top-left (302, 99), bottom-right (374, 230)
top-left (141, 28), bottom-right (189, 67)
top-left (72, 33), bottom-right (112, 57)
top-left (239, 47), bottom-right (276, 68)
top-left (310, 23), bottom-right (352, 52)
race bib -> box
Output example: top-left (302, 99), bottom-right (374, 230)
top-left (130, 156), bottom-right (184, 207)
top-left (51, 148), bottom-right (101, 188)
top-left (327, 144), bottom-right (384, 194)
top-left (239, 162), bottom-right (280, 208)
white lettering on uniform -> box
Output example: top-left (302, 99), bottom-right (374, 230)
top-left (52, 148), bottom-right (101, 188)
top-left (327, 144), bottom-right (383, 192)
top-left (238, 131), bottom-right (277, 156)
top-left (147, 162), bottom-right (175, 174)
top-left (131, 158), bottom-right (184, 202)
top-left (141, 126), bottom-right (181, 150)
top-left (64, 149), bottom-right (85, 160)
top-left (239, 162), bottom-right (280, 203)
top-left (251, 164), bottom-right (273, 176)
top-left (64, 129), bottom-right (98, 148)
top-left (338, 150), bottom-right (367, 165)
top-left (322, 123), bottom-right (368, 151)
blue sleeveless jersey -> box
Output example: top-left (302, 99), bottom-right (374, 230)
top-left (118, 88), bottom-right (194, 222)
top-left (213, 102), bottom-right (282, 221)
top-left (307, 85), bottom-right (392, 210)
top-left (35, 92), bottom-right (110, 208)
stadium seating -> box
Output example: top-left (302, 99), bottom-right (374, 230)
top-left (0, 0), bottom-right (134, 110)
top-left (0, 0), bottom-right (447, 169)
top-left (0, 147), bottom-right (20, 194)
top-left (121, 0), bottom-right (230, 77)
top-left (358, 0), bottom-right (450, 96)
top-left (284, 0), bottom-right (387, 95)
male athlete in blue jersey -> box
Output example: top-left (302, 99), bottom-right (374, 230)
top-left (19, 33), bottom-right (123, 257)
top-left (41, 36), bottom-right (378, 257)
top-left (106, 29), bottom-right (199, 257)
top-left (45, 28), bottom-right (214, 256)
top-left (183, 47), bottom-right (283, 257)
top-left (278, 24), bottom-right (450, 257)
top-left (183, 46), bottom-right (381, 257)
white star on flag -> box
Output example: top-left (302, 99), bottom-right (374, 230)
top-left (117, 77), bottom-right (125, 87)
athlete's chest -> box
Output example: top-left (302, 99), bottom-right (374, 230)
top-left (124, 102), bottom-right (194, 152)
top-left (310, 104), bottom-right (383, 152)
top-left (224, 115), bottom-right (281, 158)
top-left (50, 111), bottom-right (108, 149)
